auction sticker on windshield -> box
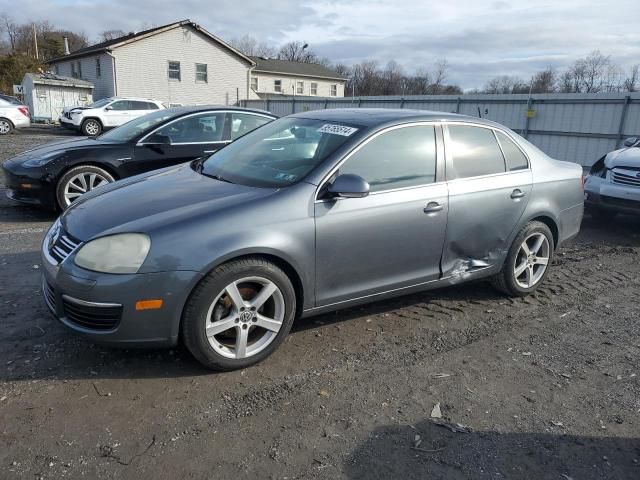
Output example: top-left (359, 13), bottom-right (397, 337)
top-left (317, 124), bottom-right (359, 136)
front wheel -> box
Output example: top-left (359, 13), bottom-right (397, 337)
top-left (56, 165), bottom-right (115, 210)
top-left (491, 221), bottom-right (554, 296)
top-left (81, 118), bottom-right (102, 136)
top-left (182, 258), bottom-right (297, 371)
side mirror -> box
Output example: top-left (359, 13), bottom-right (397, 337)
top-left (143, 133), bottom-right (171, 146)
top-left (105, 106), bottom-right (112, 111)
top-left (623, 137), bottom-right (639, 147)
top-left (327, 174), bottom-right (370, 199)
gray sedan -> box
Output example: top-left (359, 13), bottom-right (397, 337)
top-left (41, 109), bottom-right (584, 370)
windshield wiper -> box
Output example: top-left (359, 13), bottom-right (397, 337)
top-left (202, 172), bottom-right (233, 184)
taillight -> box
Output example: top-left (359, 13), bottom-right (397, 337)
top-left (18, 106), bottom-right (30, 118)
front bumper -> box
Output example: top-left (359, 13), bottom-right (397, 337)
top-left (2, 160), bottom-right (55, 208)
top-left (584, 176), bottom-right (640, 215)
top-left (59, 116), bottom-right (79, 129)
top-left (41, 247), bottom-right (203, 347)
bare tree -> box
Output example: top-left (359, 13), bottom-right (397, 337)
top-left (0, 13), bottom-right (18, 52)
top-left (483, 75), bottom-right (528, 94)
top-left (277, 41), bottom-right (318, 63)
top-left (624, 64), bottom-right (639, 92)
top-left (99, 30), bottom-right (126, 42)
top-left (530, 67), bottom-right (556, 93)
top-left (429, 59), bottom-right (448, 93)
top-left (229, 34), bottom-right (276, 57)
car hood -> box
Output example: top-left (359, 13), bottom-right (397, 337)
top-left (62, 163), bottom-right (277, 241)
top-left (9, 137), bottom-right (114, 164)
top-left (605, 148), bottom-right (640, 169)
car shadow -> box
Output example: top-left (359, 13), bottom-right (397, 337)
top-left (344, 419), bottom-right (640, 479)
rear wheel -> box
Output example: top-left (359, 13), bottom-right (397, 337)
top-left (182, 258), bottom-right (296, 371)
top-left (491, 221), bottom-right (554, 296)
top-left (81, 118), bottom-right (102, 136)
top-left (55, 165), bottom-right (115, 210)
top-left (0, 118), bottom-right (13, 135)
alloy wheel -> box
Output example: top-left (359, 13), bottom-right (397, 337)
top-left (514, 232), bottom-right (550, 289)
top-left (0, 120), bottom-right (11, 134)
top-left (84, 120), bottom-right (100, 136)
top-left (205, 276), bottom-right (285, 359)
top-left (63, 172), bottom-right (111, 206)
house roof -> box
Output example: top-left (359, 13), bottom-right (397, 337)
top-left (48, 19), bottom-right (254, 66)
top-left (24, 72), bottom-right (94, 89)
top-left (249, 56), bottom-right (347, 81)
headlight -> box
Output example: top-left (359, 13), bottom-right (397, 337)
top-left (23, 151), bottom-right (64, 167)
top-left (74, 233), bottom-right (151, 274)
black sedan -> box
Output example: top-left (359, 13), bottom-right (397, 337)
top-left (2, 106), bottom-right (276, 210)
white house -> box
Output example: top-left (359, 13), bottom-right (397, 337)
top-left (47, 20), bottom-right (257, 106)
top-left (249, 56), bottom-right (347, 98)
top-left (22, 72), bottom-right (93, 122)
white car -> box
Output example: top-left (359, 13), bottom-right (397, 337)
top-left (0, 94), bottom-right (31, 135)
top-left (59, 97), bottom-right (165, 136)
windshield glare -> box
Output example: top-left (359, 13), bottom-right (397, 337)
top-left (89, 98), bottom-right (112, 108)
top-left (200, 118), bottom-right (362, 187)
top-left (98, 110), bottom-right (174, 142)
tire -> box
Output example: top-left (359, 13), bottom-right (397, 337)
top-left (0, 118), bottom-right (14, 135)
top-left (81, 118), bottom-right (102, 136)
top-left (588, 206), bottom-right (617, 222)
top-left (55, 165), bottom-right (115, 210)
top-left (182, 257), bottom-right (297, 371)
top-left (491, 221), bottom-right (554, 297)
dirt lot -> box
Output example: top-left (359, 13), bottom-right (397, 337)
top-left (0, 128), bottom-right (639, 479)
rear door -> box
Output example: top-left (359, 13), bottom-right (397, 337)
top-left (314, 123), bottom-right (448, 306)
top-left (128, 111), bottom-right (230, 175)
top-left (128, 101), bottom-right (153, 121)
top-left (441, 123), bottom-right (532, 277)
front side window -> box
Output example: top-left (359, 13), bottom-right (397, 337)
top-left (338, 125), bottom-right (436, 193)
top-left (152, 113), bottom-right (227, 143)
top-left (196, 63), bottom-right (208, 83)
top-left (274, 79), bottom-right (282, 93)
top-left (495, 130), bottom-right (529, 171)
top-left (330, 84), bottom-right (337, 96)
top-left (310, 83), bottom-right (318, 95)
top-left (447, 125), bottom-right (506, 179)
top-left (251, 76), bottom-right (258, 91)
top-left (108, 100), bottom-right (130, 111)
top-left (230, 113), bottom-right (273, 140)
top-left (96, 58), bottom-right (101, 78)
top-left (201, 117), bottom-right (361, 187)
top-left (168, 61), bottom-right (181, 81)
top-left (296, 81), bottom-right (304, 95)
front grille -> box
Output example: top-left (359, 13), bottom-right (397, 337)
top-left (47, 228), bottom-right (81, 265)
top-left (62, 296), bottom-right (122, 331)
top-left (42, 278), bottom-right (56, 313)
top-left (611, 169), bottom-right (640, 188)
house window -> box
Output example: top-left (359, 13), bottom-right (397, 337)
top-left (296, 81), bottom-right (304, 95)
top-left (195, 63), bottom-right (208, 83)
top-left (330, 84), bottom-right (337, 96)
top-left (96, 58), bottom-right (101, 78)
top-left (54, 65), bottom-right (59, 75)
top-left (274, 79), bottom-right (282, 93)
top-left (77, 61), bottom-right (82, 78)
top-left (168, 61), bottom-right (181, 81)
top-left (310, 82), bottom-right (318, 95)
top-left (250, 76), bottom-right (258, 91)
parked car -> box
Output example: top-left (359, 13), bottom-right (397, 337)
top-left (40, 109), bottom-right (584, 370)
top-left (3, 106), bottom-right (276, 210)
top-left (0, 94), bottom-right (30, 135)
top-left (59, 97), bottom-right (165, 136)
top-left (584, 137), bottom-right (640, 218)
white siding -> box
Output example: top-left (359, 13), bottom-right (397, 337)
top-left (52, 53), bottom-right (115, 100)
top-left (252, 72), bottom-right (345, 97)
top-left (113, 25), bottom-right (252, 105)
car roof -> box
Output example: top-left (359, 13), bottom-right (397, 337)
top-left (164, 105), bottom-right (277, 117)
top-left (290, 108), bottom-right (503, 129)
top-left (105, 97), bottom-right (163, 103)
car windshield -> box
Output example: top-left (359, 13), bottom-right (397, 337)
top-left (199, 117), bottom-right (363, 187)
top-left (98, 110), bottom-right (174, 143)
top-left (89, 98), bottom-right (112, 108)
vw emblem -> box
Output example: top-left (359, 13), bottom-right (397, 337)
top-left (239, 310), bottom-right (253, 323)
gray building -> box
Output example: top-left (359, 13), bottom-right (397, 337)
top-left (47, 20), bottom-right (256, 106)
top-left (22, 73), bottom-right (94, 122)
top-left (248, 56), bottom-right (347, 98)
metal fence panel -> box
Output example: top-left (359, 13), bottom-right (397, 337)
top-left (242, 93), bottom-right (640, 166)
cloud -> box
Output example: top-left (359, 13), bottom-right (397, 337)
top-left (1, 0), bottom-right (638, 89)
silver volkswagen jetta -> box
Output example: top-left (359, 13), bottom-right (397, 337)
top-left (41, 109), bottom-right (584, 370)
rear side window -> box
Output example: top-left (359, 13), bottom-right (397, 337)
top-left (130, 101), bottom-right (149, 110)
top-left (495, 130), bottom-right (528, 171)
top-left (146, 102), bottom-right (160, 110)
top-left (230, 113), bottom-right (272, 140)
top-left (447, 125), bottom-right (505, 179)
top-left (339, 125), bottom-right (437, 192)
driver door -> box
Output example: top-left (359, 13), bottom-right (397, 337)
top-left (127, 112), bottom-right (230, 176)
top-left (102, 100), bottom-right (131, 127)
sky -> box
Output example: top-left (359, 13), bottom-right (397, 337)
top-left (1, 0), bottom-right (639, 90)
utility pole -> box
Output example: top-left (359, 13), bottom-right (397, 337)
top-left (32, 23), bottom-right (39, 60)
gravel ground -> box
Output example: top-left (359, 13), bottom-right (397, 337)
top-left (1, 128), bottom-right (639, 480)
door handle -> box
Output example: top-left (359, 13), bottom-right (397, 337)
top-left (424, 202), bottom-right (444, 214)
top-left (511, 189), bottom-right (526, 199)
top-left (203, 150), bottom-right (217, 153)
